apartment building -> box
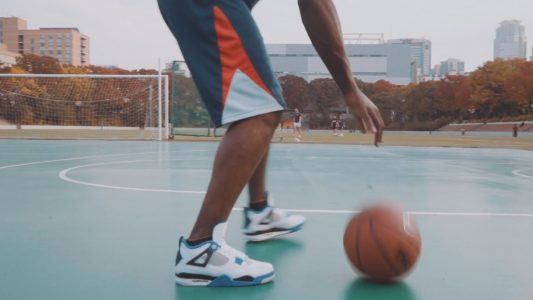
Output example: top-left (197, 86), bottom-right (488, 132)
top-left (0, 17), bottom-right (90, 66)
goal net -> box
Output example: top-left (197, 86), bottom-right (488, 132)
top-left (0, 73), bottom-right (169, 140)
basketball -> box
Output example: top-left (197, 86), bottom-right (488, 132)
top-left (343, 204), bottom-right (421, 282)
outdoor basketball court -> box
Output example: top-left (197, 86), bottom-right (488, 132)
top-left (1, 140), bottom-right (532, 299)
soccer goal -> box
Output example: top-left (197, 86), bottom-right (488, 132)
top-left (0, 73), bottom-right (169, 140)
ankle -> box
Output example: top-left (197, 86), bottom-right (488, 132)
top-left (249, 199), bottom-right (268, 211)
top-left (186, 235), bottom-right (212, 246)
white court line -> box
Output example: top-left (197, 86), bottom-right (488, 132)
top-left (58, 159), bottom-right (207, 195)
top-left (232, 207), bottom-right (533, 218)
top-left (512, 168), bottom-right (533, 180)
top-left (56, 159), bottom-right (533, 218)
top-left (0, 150), bottom-right (210, 170)
top-left (5, 149), bottom-right (531, 218)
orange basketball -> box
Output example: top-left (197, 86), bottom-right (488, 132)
top-left (343, 204), bottom-right (421, 282)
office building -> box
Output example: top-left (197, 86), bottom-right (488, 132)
top-left (387, 38), bottom-right (431, 77)
top-left (266, 43), bottom-right (414, 85)
top-left (0, 17), bottom-right (90, 66)
top-left (432, 58), bottom-right (465, 77)
top-left (494, 20), bottom-right (527, 60)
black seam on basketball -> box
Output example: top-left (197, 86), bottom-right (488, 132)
top-left (372, 225), bottom-right (420, 272)
top-left (369, 217), bottom-right (400, 275)
top-left (355, 217), bottom-right (365, 273)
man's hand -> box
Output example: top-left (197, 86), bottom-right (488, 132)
top-left (344, 88), bottom-right (384, 146)
top-left (298, 0), bottom-right (384, 146)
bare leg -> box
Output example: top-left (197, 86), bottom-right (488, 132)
top-left (248, 147), bottom-right (269, 205)
top-left (188, 111), bottom-right (281, 241)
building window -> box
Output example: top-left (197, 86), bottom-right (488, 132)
top-left (49, 50), bottom-right (54, 56)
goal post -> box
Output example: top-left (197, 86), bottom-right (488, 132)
top-left (0, 73), bottom-right (169, 140)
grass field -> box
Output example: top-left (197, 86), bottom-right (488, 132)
top-left (173, 130), bottom-right (533, 151)
top-left (1, 128), bottom-right (533, 151)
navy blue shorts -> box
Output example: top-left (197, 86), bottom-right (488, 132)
top-left (158, 0), bottom-right (286, 127)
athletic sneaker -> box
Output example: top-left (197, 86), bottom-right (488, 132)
top-left (243, 195), bottom-right (306, 242)
top-left (174, 222), bottom-right (274, 287)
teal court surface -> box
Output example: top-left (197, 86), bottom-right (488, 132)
top-left (1, 140), bottom-right (533, 300)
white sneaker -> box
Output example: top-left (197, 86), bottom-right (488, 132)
top-left (243, 195), bottom-right (306, 242)
top-left (174, 223), bottom-right (274, 287)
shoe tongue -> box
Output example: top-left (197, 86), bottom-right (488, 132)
top-left (212, 222), bottom-right (227, 244)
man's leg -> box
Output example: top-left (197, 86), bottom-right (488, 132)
top-left (248, 147), bottom-right (269, 207)
top-left (243, 143), bottom-right (306, 242)
top-left (188, 111), bottom-right (280, 241)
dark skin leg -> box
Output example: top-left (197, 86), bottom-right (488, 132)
top-left (188, 111), bottom-right (281, 241)
top-left (248, 147), bottom-right (269, 205)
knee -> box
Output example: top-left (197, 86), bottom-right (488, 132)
top-left (260, 111), bottom-right (282, 130)
top-left (231, 111), bottom-right (281, 135)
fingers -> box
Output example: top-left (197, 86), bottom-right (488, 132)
top-left (360, 112), bottom-right (376, 134)
top-left (356, 116), bottom-right (366, 134)
top-left (370, 109), bottom-right (385, 146)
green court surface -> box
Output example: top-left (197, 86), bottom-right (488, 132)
top-left (1, 140), bottom-right (533, 300)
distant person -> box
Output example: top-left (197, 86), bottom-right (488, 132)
top-left (293, 108), bottom-right (303, 141)
top-left (331, 116), bottom-right (339, 135)
top-left (461, 128), bottom-right (466, 136)
top-left (338, 115), bottom-right (345, 136)
top-left (158, 0), bottom-right (384, 287)
top-left (513, 124), bottom-right (519, 138)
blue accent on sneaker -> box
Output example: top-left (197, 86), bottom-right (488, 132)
top-left (235, 257), bottom-right (244, 265)
top-left (207, 272), bottom-right (275, 287)
top-left (182, 238), bottom-right (216, 250)
top-left (288, 222), bottom-right (305, 233)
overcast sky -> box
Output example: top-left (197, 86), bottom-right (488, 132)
top-left (3, 0), bottom-right (532, 72)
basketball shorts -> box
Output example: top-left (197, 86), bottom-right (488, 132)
top-left (294, 122), bottom-right (302, 128)
top-left (157, 0), bottom-right (287, 127)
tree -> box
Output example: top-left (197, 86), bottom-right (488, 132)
top-left (278, 75), bottom-right (309, 110)
top-left (308, 78), bottom-right (343, 128)
top-left (470, 59), bottom-right (521, 118)
top-left (505, 61), bottom-right (533, 115)
top-left (15, 54), bottom-right (62, 74)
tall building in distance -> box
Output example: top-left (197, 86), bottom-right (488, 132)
top-left (0, 17), bottom-right (90, 66)
top-left (387, 38), bottom-right (432, 78)
top-left (266, 43), bottom-right (414, 85)
top-left (432, 58), bottom-right (465, 78)
top-left (530, 47), bottom-right (533, 61)
top-left (494, 20), bottom-right (527, 60)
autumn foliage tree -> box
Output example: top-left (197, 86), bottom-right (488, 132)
top-left (2, 54), bottom-right (532, 130)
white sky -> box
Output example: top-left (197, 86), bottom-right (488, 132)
top-left (2, 0), bottom-right (533, 71)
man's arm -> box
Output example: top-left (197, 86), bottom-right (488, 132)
top-left (298, 0), bottom-right (384, 145)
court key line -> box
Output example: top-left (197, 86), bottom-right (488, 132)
top-left (58, 159), bottom-right (208, 195)
top-left (57, 159), bottom-right (533, 219)
top-left (0, 150), bottom-right (211, 170)
top-left (512, 168), bottom-right (533, 180)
